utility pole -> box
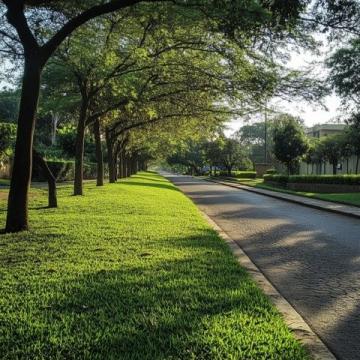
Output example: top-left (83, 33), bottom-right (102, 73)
top-left (264, 101), bottom-right (267, 164)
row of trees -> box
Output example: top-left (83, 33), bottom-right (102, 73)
top-left (1, 0), bottom-right (360, 232)
top-left (167, 136), bottom-right (251, 176)
top-left (1, 0), bottom-right (314, 232)
top-left (166, 113), bottom-right (360, 177)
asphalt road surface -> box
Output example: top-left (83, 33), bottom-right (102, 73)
top-left (166, 174), bottom-right (360, 360)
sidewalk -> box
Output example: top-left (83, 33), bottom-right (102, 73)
top-left (207, 178), bottom-right (360, 220)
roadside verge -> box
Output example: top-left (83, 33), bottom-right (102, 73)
top-left (207, 177), bottom-right (360, 220)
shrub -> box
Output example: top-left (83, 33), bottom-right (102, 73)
top-left (218, 170), bottom-right (256, 178)
top-left (263, 174), bottom-right (289, 186)
top-left (233, 171), bottom-right (257, 179)
top-left (264, 174), bottom-right (360, 186)
top-left (265, 169), bottom-right (277, 175)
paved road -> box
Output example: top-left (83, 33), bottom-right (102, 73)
top-left (166, 174), bottom-right (360, 360)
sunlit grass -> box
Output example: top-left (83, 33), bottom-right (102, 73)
top-left (0, 172), bottom-right (308, 359)
top-left (225, 176), bottom-right (360, 207)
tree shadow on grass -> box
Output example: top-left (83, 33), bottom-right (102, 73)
top-left (120, 181), bottom-right (181, 192)
top-left (129, 175), bottom-right (170, 184)
top-left (0, 231), bottom-right (307, 360)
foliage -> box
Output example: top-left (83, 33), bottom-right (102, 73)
top-left (234, 120), bottom-right (276, 164)
top-left (326, 38), bottom-right (360, 112)
top-left (0, 89), bottom-right (19, 123)
top-left (218, 170), bottom-right (257, 179)
top-left (0, 172), bottom-right (308, 359)
top-left (0, 122), bottom-right (16, 159)
top-left (318, 134), bottom-right (343, 174)
top-left (56, 126), bottom-right (96, 161)
top-left (217, 137), bottom-right (250, 174)
top-left (32, 160), bottom-right (75, 182)
top-left (272, 114), bottom-right (309, 174)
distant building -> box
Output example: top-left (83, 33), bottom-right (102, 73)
top-left (305, 124), bottom-right (345, 138)
top-left (300, 123), bottom-right (359, 175)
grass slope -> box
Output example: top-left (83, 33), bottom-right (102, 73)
top-left (226, 177), bottom-right (360, 207)
top-left (0, 172), bottom-right (307, 359)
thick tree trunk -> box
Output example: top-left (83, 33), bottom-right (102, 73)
top-left (126, 156), bottom-right (132, 177)
top-left (33, 150), bottom-right (57, 208)
top-left (6, 57), bottom-right (41, 232)
top-left (356, 156), bottom-right (359, 174)
top-left (74, 99), bottom-right (88, 196)
top-left (332, 162), bottom-right (337, 175)
top-left (93, 118), bottom-right (104, 186)
top-left (122, 153), bottom-right (127, 178)
top-left (106, 129), bottom-right (116, 183)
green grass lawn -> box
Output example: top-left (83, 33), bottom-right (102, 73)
top-left (221, 177), bottom-right (360, 207)
top-left (0, 172), bottom-right (308, 359)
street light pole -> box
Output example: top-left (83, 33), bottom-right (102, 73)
top-left (264, 101), bottom-right (267, 164)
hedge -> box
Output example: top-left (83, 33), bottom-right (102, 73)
top-left (218, 171), bottom-right (257, 179)
top-left (264, 174), bottom-right (360, 186)
top-left (265, 169), bottom-right (277, 175)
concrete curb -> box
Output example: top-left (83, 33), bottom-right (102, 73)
top-left (206, 178), bottom-right (360, 220)
top-left (200, 210), bottom-right (337, 360)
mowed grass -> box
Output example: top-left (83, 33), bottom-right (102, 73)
top-left (225, 177), bottom-right (360, 207)
top-left (0, 172), bottom-right (308, 359)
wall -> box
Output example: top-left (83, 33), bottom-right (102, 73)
top-left (300, 155), bottom-right (360, 175)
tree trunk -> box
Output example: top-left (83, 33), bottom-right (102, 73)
top-left (122, 153), bottom-right (127, 178)
top-left (74, 98), bottom-right (88, 196)
top-left (106, 129), bottom-right (116, 183)
top-left (51, 111), bottom-right (60, 145)
top-left (332, 162), bottom-right (337, 175)
top-left (356, 156), bottom-right (359, 174)
top-left (6, 57), bottom-right (41, 232)
top-left (93, 118), bottom-right (104, 186)
top-left (118, 150), bottom-right (125, 179)
top-left (33, 150), bottom-right (57, 208)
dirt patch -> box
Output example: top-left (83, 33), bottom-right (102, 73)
top-left (0, 190), bottom-right (41, 202)
top-left (0, 191), bottom-right (8, 201)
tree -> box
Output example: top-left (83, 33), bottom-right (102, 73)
top-left (1, 0), bottom-right (144, 232)
top-left (0, 0), bottom-right (311, 232)
top-left (320, 134), bottom-right (342, 175)
top-left (345, 113), bottom-right (360, 174)
top-left (218, 138), bottom-right (247, 175)
top-left (272, 114), bottom-right (308, 175)
top-left (235, 121), bottom-right (274, 164)
top-left (326, 38), bottom-right (360, 113)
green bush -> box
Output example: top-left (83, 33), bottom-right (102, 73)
top-left (218, 170), bottom-right (256, 178)
top-left (233, 171), bottom-right (257, 179)
top-left (263, 174), bottom-right (289, 186)
top-left (265, 169), bottom-right (277, 175)
top-left (264, 174), bottom-right (360, 186)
